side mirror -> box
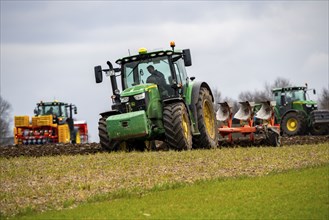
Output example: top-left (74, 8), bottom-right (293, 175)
top-left (313, 89), bottom-right (316, 95)
top-left (94, 65), bottom-right (103, 83)
top-left (183, 49), bottom-right (192, 67)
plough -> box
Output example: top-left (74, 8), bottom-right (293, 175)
top-left (216, 101), bottom-right (281, 146)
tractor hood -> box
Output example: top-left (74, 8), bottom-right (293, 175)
top-left (293, 100), bottom-right (317, 106)
top-left (121, 84), bottom-right (156, 97)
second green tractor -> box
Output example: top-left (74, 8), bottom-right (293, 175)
top-left (94, 42), bottom-right (218, 151)
top-left (272, 86), bottom-right (329, 136)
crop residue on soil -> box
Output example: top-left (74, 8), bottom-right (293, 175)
top-left (0, 135), bottom-right (328, 158)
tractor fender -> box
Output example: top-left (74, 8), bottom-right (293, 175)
top-left (100, 110), bottom-right (120, 119)
top-left (162, 97), bottom-right (185, 105)
top-left (281, 109), bottom-right (307, 121)
top-left (189, 82), bottom-right (214, 134)
top-left (191, 82), bottom-right (214, 103)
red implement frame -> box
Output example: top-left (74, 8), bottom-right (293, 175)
top-left (217, 101), bottom-right (280, 145)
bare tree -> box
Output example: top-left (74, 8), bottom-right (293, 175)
top-left (239, 77), bottom-right (292, 102)
top-left (0, 96), bottom-right (12, 145)
top-left (263, 77), bottom-right (291, 98)
top-left (318, 88), bottom-right (329, 110)
top-left (212, 87), bottom-right (239, 115)
top-left (212, 87), bottom-right (222, 111)
top-left (272, 77), bottom-right (292, 88)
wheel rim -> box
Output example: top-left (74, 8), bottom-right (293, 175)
top-left (287, 118), bottom-right (298, 131)
top-left (203, 99), bottom-right (215, 139)
top-left (182, 112), bottom-right (189, 139)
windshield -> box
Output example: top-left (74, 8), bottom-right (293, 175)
top-left (286, 90), bottom-right (307, 102)
top-left (38, 104), bottom-right (67, 117)
top-left (122, 56), bottom-right (172, 89)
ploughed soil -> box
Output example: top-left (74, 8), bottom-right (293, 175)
top-left (0, 135), bottom-right (328, 158)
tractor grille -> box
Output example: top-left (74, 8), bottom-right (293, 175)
top-left (117, 97), bottom-right (147, 113)
top-left (303, 104), bottom-right (317, 114)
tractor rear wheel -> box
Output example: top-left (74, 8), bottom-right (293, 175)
top-left (98, 117), bottom-right (119, 151)
top-left (163, 102), bottom-right (192, 150)
top-left (281, 112), bottom-right (307, 136)
top-left (193, 87), bottom-right (218, 149)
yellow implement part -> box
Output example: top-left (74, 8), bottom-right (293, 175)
top-left (32, 115), bottom-right (54, 127)
top-left (14, 116), bottom-right (30, 127)
top-left (58, 124), bottom-right (70, 143)
top-left (76, 131), bottom-right (81, 144)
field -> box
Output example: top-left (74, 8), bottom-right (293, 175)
top-left (18, 166), bottom-right (329, 219)
top-left (0, 136), bottom-right (329, 218)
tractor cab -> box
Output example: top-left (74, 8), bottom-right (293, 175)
top-left (119, 46), bottom-right (191, 100)
top-left (272, 86), bottom-right (317, 116)
top-left (35, 101), bottom-right (68, 117)
top-left (272, 86), bottom-right (316, 104)
top-left (34, 101), bottom-right (77, 125)
top-left (95, 42), bottom-right (192, 105)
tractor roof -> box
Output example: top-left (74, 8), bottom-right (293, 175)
top-left (115, 48), bottom-right (183, 65)
top-left (272, 86), bottom-right (307, 92)
top-left (37, 101), bottom-right (68, 106)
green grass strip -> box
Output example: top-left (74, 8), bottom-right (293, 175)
top-left (19, 165), bottom-right (329, 219)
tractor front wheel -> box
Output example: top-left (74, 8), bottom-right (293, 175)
top-left (98, 117), bottom-right (120, 151)
top-left (310, 124), bottom-right (329, 135)
top-left (193, 87), bottom-right (218, 149)
top-left (163, 102), bottom-right (192, 150)
top-left (281, 112), bottom-right (306, 136)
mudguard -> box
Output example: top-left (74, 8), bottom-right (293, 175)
top-left (99, 110), bottom-right (120, 118)
top-left (189, 81), bottom-right (214, 134)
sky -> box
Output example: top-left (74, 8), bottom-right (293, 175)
top-left (1, 0), bottom-right (328, 142)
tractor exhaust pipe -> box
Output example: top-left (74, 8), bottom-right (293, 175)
top-left (107, 61), bottom-right (119, 97)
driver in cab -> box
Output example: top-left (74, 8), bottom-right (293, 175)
top-left (146, 65), bottom-right (167, 86)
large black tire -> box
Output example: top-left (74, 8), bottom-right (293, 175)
top-left (163, 102), bottom-right (192, 150)
top-left (192, 87), bottom-right (218, 149)
top-left (281, 112), bottom-right (307, 136)
top-left (266, 129), bottom-right (281, 147)
top-left (310, 124), bottom-right (329, 135)
top-left (98, 117), bottom-right (119, 151)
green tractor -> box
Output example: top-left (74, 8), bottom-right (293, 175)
top-left (94, 42), bottom-right (218, 151)
top-left (272, 85), bottom-right (329, 136)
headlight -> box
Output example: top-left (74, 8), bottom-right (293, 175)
top-left (134, 93), bottom-right (145, 100)
top-left (120, 96), bottom-right (129, 103)
top-left (306, 104), bottom-right (312, 108)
